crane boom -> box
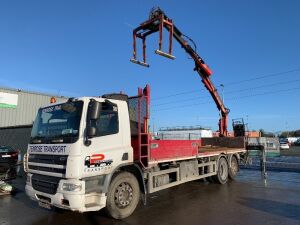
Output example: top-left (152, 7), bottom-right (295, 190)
top-left (130, 8), bottom-right (229, 136)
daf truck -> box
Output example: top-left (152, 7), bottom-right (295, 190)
top-left (24, 85), bottom-right (247, 219)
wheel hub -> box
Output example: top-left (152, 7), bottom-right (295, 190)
top-left (114, 182), bottom-right (133, 208)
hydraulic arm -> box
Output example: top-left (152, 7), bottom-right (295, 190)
top-left (130, 8), bottom-right (229, 136)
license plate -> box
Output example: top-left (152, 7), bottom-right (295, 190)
top-left (38, 201), bottom-right (52, 210)
top-left (1, 155), bottom-right (11, 158)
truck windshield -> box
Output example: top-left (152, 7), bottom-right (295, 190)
top-left (30, 101), bottom-right (83, 144)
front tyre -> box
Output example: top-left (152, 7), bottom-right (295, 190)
top-left (106, 172), bottom-right (140, 219)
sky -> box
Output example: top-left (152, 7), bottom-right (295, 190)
top-left (0, 0), bottom-right (300, 132)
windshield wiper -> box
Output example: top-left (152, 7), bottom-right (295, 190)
top-left (51, 138), bottom-right (64, 143)
top-left (49, 133), bottom-right (77, 143)
top-left (61, 133), bottom-right (77, 137)
top-left (31, 135), bottom-right (46, 144)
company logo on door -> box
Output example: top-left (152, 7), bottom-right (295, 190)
top-left (84, 154), bottom-right (113, 172)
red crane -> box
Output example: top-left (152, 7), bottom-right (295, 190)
top-left (130, 8), bottom-right (229, 137)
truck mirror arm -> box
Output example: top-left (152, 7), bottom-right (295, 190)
top-left (84, 122), bottom-right (97, 146)
top-left (84, 127), bottom-right (92, 146)
top-left (84, 137), bottom-right (92, 146)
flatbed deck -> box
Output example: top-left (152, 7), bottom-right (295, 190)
top-left (148, 140), bottom-right (246, 165)
top-left (198, 146), bottom-right (246, 157)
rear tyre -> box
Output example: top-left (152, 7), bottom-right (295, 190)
top-left (105, 172), bottom-right (140, 219)
top-left (229, 156), bottom-right (239, 180)
top-left (213, 157), bottom-right (229, 184)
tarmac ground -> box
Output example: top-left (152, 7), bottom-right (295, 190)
top-left (0, 169), bottom-right (300, 225)
top-left (281, 146), bottom-right (300, 157)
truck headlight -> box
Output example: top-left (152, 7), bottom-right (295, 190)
top-left (23, 153), bottom-right (28, 173)
top-left (62, 183), bottom-right (82, 192)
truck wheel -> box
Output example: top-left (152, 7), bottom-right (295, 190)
top-left (214, 157), bottom-right (228, 184)
top-left (229, 156), bottom-right (239, 180)
top-left (105, 172), bottom-right (140, 219)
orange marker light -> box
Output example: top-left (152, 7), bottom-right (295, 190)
top-left (50, 97), bottom-right (56, 103)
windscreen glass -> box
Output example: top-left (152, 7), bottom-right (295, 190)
top-left (30, 101), bottom-right (83, 143)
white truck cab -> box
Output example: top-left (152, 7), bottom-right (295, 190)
top-left (25, 95), bottom-right (139, 217)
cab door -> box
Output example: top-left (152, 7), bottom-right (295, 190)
top-left (83, 101), bottom-right (124, 175)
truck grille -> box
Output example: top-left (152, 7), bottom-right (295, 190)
top-left (28, 154), bottom-right (68, 165)
top-left (32, 174), bottom-right (62, 195)
top-left (28, 165), bottom-right (66, 174)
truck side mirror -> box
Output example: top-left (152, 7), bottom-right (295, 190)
top-left (85, 99), bottom-right (101, 146)
top-left (88, 100), bottom-right (101, 120)
top-left (87, 126), bottom-right (97, 138)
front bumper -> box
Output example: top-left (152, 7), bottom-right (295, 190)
top-left (25, 175), bottom-right (107, 212)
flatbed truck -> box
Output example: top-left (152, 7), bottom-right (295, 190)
top-left (24, 85), bottom-right (247, 219)
top-left (24, 7), bottom-right (248, 219)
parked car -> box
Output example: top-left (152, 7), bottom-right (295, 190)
top-left (280, 141), bottom-right (290, 150)
top-left (0, 146), bottom-right (19, 167)
top-left (294, 139), bottom-right (300, 146)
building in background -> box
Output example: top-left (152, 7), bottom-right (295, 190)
top-left (157, 126), bottom-right (213, 140)
top-left (0, 87), bottom-right (67, 154)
